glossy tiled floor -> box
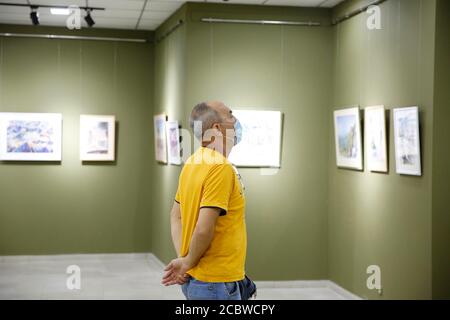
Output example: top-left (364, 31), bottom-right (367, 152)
top-left (0, 254), bottom-right (357, 300)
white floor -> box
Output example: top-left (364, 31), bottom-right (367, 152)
top-left (0, 253), bottom-right (359, 300)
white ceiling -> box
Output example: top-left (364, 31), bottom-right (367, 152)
top-left (0, 0), bottom-right (345, 31)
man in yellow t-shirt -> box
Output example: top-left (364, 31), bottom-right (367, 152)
top-left (161, 101), bottom-right (247, 300)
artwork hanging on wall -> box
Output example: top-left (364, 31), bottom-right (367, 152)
top-left (333, 107), bottom-right (363, 171)
top-left (80, 115), bottom-right (116, 161)
top-left (365, 106), bottom-right (388, 173)
top-left (0, 112), bottom-right (62, 161)
top-left (393, 106), bottom-right (422, 176)
top-left (228, 110), bottom-right (282, 168)
top-left (166, 120), bottom-right (181, 165)
top-left (154, 114), bottom-right (167, 164)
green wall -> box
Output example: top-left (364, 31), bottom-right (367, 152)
top-left (151, 3), bottom-right (333, 280)
top-left (432, 0), bottom-right (450, 300)
top-left (328, 0), bottom-right (436, 299)
top-left (0, 25), bottom-right (155, 254)
top-left (150, 6), bottom-right (188, 264)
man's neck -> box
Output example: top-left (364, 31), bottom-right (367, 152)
top-left (201, 143), bottom-right (229, 158)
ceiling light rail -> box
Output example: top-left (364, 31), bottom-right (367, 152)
top-left (332, 0), bottom-right (387, 25)
top-left (0, 2), bottom-right (105, 11)
top-left (201, 18), bottom-right (321, 27)
top-left (0, 33), bottom-right (148, 43)
top-left (0, 2), bottom-right (104, 27)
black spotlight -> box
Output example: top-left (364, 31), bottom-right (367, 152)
top-left (30, 7), bottom-right (39, 25)
top-left (84, 9), bottom-right (95, 27)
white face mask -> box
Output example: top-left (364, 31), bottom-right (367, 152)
top-left (233, 119), bottom-right (243, 145)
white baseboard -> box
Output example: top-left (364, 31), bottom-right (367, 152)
top-left (0, 252), bottom-right (151, 262)
top-left (324, 280), bottom-right (362, 300)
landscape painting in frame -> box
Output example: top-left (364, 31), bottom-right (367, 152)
top-left (365, 106), bottom-right (388, 173)
top-left (393, 107), bottom-right (422, 176)
top-left (228, 110), bottom-right (282, 168)
top-left (0, 112), bottom-right (62, 161)
top-left (80, 115), bottom-right (115, 161)
top-left (333, 107), bottom-right (363, 171)
top-left (166, 120), bottom-right (181, 165)
top-left (154, 114), bottom-right (167, 164)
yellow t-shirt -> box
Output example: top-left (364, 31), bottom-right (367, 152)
top-left (175, 147), bottom-right (247, 283)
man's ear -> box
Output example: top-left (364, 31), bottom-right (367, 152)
top-left (211, 123), bottom-right (223, 134)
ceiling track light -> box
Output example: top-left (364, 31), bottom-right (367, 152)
top-left (84, 8), bottom-right (95, 27)
top-left (30, 6), bottom-right (39, 26)
top-left (0, 3), bottom-right (105, 27)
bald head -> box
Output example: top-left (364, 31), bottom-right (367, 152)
top-left (207, 101), bottom-right (234, 119)
top-left (189, 101), bottom-right (224, 140)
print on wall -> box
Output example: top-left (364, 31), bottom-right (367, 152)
top-left (166, 120), bottom-right (181, 165)
top-left (365, 106), bottom-right (388, 173)
top-left (0, 112), bottom-right (62, 161)
top-left (333, 107), bottom-right (363, 170)
top-left (228, 110), bottom-right (282, 168)
top-left (80, 115), bottom-right (116, 161)
top-left (393, 106), bottom-right (422, 176)
top-left (154, 114), bottom-right (167, 164)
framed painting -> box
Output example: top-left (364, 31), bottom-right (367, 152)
top-left (228, 110), bottom-right (282, 168)
top-left (0, 112), bottom-right (62, 161)
top-left (393, 107), bottom-right (422, 176)
top-left (365, 106), bottom-right (388, 173)
top-left (80, 115), bottom-right (115, 161)
top-left (333, 107), bottom-right (363, 171)
top-left (166, 120), bottom-right (181, 165)
top-left (154, 114), bottom-right (167, 164)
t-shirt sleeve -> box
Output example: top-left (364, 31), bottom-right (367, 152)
top-left (200, 164), bottom-right (234, 215)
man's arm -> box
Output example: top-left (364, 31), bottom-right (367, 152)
top-left (162, 207), bottom-right (220, 286)
top-left (170, 201), bottom-right (182, 257)
top-left (183, 207), bottom-right (220, 267)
